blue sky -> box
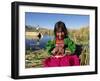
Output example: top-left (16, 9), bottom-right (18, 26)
top-left (25, 12), bottom-right (89, 29)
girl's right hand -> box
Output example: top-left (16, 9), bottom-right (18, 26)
top-left (51, 47), bottom-right (58, 54)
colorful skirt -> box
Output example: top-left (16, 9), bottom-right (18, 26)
top-left (43, 54), bottom-right (80, 67)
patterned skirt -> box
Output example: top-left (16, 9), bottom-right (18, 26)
top-left (43, 54), bottom-right (80, 67)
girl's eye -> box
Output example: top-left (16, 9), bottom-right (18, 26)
top-left (56, 33), bottom-right (59, 35)
top-left (56, 32), bottom-right (64, 36)
top-left (62, 32), bottom-right (64, 35)
top-left (56, 32), bottom-right (60, 35)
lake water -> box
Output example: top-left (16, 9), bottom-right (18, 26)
top-left (26, 35), bottom-right (54, 50)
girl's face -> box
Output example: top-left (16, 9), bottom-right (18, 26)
top-left (55, 26), bottom-right (66, 39)
top-left (56, 31), bottom-right (64, 40)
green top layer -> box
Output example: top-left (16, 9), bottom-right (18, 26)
top-left (45, 37), bottom-right (76, 55)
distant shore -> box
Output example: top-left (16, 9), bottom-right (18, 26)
top-left (26, 31), bottom-right (39, 39)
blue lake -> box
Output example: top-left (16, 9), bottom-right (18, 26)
top-left (26, 35), bottom-right (54, 50)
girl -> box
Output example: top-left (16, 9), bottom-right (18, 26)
top-left (43, 21), bottom-right (80, 67)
